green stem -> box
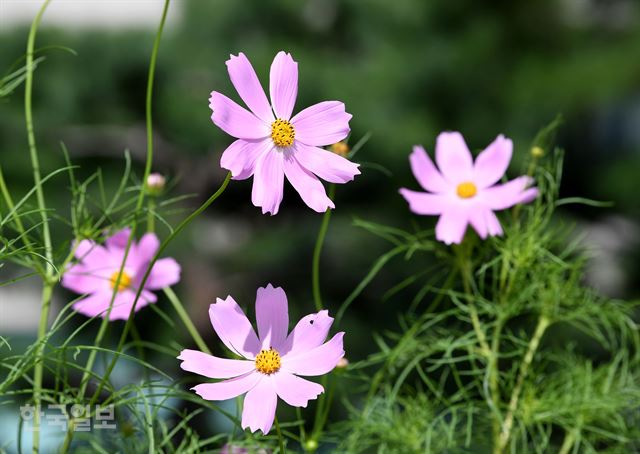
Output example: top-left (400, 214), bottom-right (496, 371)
top-left (164, 287), bottom-right (211, 354)
top-left (147, 197), bottom-right (156, 233)
top-left (0, 166), bottom-right (43, 275)
top-left (32, 283), bottom-right (53, 454)
top-left (495, 315), bottom-right (550, 454)
top-left (311, 184), bottom-right (335, 311)
top-left (455, 245), bottom-right (490, 356)
top-left (89, 172), bottom-right (231, 406)
top-left (274, 415), bottom-right (286, 454)
top-left (558, 427), bottom-right (579, 454)
top-left (62, 2), bottom-right (171, 450)
top-left (25, 2), bottom-right (54, 452)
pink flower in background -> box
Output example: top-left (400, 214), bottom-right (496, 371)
top-left (400, 132), bottom-right (538, 245)
top-left (209, 51), bottom-right (360, 215)
top-left (178, 284), bottom-right (345, 434)
top-left (62, 228), bottom-right (181, 320)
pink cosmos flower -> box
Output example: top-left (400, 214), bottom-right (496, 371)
top-left (399, 132), bottom-right (539, 245)
top-left (178, 284), bottom-right (345, 434)
top-left (62, 228), bottom-right (181, 320)
top-left (209, 51), bottom-right (360, 215)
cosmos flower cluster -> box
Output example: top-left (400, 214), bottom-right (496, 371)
top-left (61, 50), bottom-right (537, 435)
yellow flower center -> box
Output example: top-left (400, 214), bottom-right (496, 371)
top-left (255, 348), bottom-right (281, 375)
top-left (109, 271), bottom-right (132, 292)
top-left (271, 119), bottom-right (295, 148)
top-left (456, 181), bottom-right (477, 199)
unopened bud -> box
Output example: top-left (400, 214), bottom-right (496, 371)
top-left (330, 141), bottom-right (350, 158)
top-left (531, 146), bottom-right (544, 158)
top-left (304, 439), bottom-right (319, 452)
top-left (336, 357), bottom-right (349, 369)
top-left (145, 173), bottom-right (166, 196)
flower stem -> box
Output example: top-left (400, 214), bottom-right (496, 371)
top-left (62, 2), bottom-right (171, 450)
top-left (164, 287), bottom-right (211, 354)
top-left (0, 166), bottom-right (43, 275)
top-left (311, 184), bottom-right (335, 311)
top-left (274, 415), bottom-right (287, 453)
top-left (495, 314), bottom-right (550, 453)
top-left (24, 2), bottom-right (54, 452)
top-left (89, 172), bottom-right (231, 406)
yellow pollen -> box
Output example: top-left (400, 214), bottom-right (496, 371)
top-left (271, 119), bottom-right (295, 148)
top-left (456, 181), bottom-right (477, 199)
top-left (255, 348), bottom-right (281, 375)
top-left (109, 271), bottom-right (132, 292)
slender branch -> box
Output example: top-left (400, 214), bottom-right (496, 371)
top-left (62, 2), bottom-right (171, 450)
top-left (164, 287), bottom-right (211, 354)
top-left (274, 415), bottom-right (287, 454)
top-left (89, 172), bottom-right (231, 406)
top-left (25, 2), bottom-right (54, 452)
top-left (495, 314), bottom-right (550, 453)
top-left (0, 166), bottom-right (43, 275)
top-left (312, 184), bottom-right (335, 311)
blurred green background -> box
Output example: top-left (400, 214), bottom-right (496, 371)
top-left (1, 0), bottom-right (640, 448)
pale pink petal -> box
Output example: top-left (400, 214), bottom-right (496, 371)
top-left (226, 53), bottom-right (274, 123)
top-left (74, 240), bottom-right (108, 265)
top-left (294, 142), bottom-right (360, 184)
top-left (467, 205), bottom-right (489, 240)
top-left (409, 145), bottom-right (449, 193)
top-left (209, 91), bottom-right (270, 139)
top-left (255, 284), bottom-right (289, 351)
top-left (485, 210), bottom-right (504, 237)
top-left (399, 189), bottom-right (448, 215)
top-left (251, 149), bottom-right (285, 215)
top-left (107, 289), bottom-right (157, 320)
top-left (105, 228), bottom-right (131, 250)
top-left (482, 176), bottom-right (537, 211)
top-left (144, 258), bottom-right (181, 290)
top-left (135, 233), bottom-right (160, 266)
top-left (192, 371), bottom-right (262, 401)
top-left (473, 135), bottom-right (513, 188)
top-left (269, 51), bottom-right (298, 120)
top-left (273, 372), bottom-right (324, 407)
top-left (71, 291), bottom-right (112, 318)
top-left (178, 349), bottom-right (255, 379)
top-left (220, 138), bottom-right (273, 180)
top-left (62, 264), bottom-right (110, 294)
top-left (241, 377), bottom-right (277, 434)
top-left (209, 296), bottom-right (261, 359)
top-left (291, 101), bottom-right (351, 147)
top-left (435, 206), bottom-right (469, 245)
top-left (282, 332), bottom-right (344, 376)
top-left (283, 153), bottom-right (334, 213)
top-left (435, 132), bottom-right (473, 183)
top-left (281, 310), bottom-right (333, 356)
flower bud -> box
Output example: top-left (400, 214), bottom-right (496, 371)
top-left (330, 141), bottom-right (350, 158)
top-left (145, 172), bottom-right (166, 196)
top-left (304, 439), bottom-right (319, 452)
top-left (336, 357), bottom-right (349, 368)
top-left (531, 146), bottom-right (544, 158)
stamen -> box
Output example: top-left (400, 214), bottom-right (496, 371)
top-left (109, 271), bottom-right (132, 292)
top-left (255, 348), bottom-right (281, 375)
top-left (456, 181), bottom-right (477, 199)
top-left (271, 119), bottom-right (295, 148)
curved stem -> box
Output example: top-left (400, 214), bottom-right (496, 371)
top-left (25, 2), bottom-right (53, 452)
top-left (311, 184), bottom-right (335, 311)
top-left (89, 172), bottom-right (231, 405)
top-left (164, 287), bottom-right (211, 354)
top-left (62, 2), bottom-right (171, 451)
top-left (495, 314), bottom-right (550, 453)
top-left (274, 415), bottom-right (287, 454)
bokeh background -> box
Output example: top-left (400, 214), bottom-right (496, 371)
top-left (1, 0), bottom-right (639, 450)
